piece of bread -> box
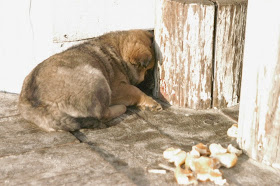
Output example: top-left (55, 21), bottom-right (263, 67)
top-left (192, 143), bottom-right (210, 156)
top-left (174, 166), bottom-right (197, 185)
top-left (209, 144), bottom-right (227, 155)
top-left (227, 124), bottom-right (238, 138)
top-left (211, 153), bottom-right (238, 168)
top-left (227, 144), bottom-right (242, 156)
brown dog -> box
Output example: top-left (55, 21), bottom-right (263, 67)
top-left (19, 30), bottom-right (162, 132)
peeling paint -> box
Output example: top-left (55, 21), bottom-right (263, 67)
top-left (154, 0), bottom-right (214, 109)
top-left (213, 1), bottom-right (247, 108)
top-left (154, 0), bottom-right (247, 110)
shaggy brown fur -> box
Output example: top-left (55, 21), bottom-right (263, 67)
top-left (19, 30), bottom-right (162, 132)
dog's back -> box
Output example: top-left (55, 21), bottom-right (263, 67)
top-left (19, 33), bottom-right (121, 131)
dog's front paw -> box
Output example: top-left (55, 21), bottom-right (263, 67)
top-left (138, 96), bottom-right (163, 111)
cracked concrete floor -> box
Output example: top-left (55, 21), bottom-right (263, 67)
top-left (0, 91), bottom-right (279, 185)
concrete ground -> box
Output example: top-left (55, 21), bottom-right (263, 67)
top-left (0, 91), bottom-right (279, 185)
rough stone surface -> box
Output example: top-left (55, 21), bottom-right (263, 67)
top-left (0, 93), bottom-right (79, 157)
top-left (221, 104), bottom-right (239, 122)
top-left (0, 143), bottom-right (133, 185)
top-left (0, 92), bottom-right (279, 185)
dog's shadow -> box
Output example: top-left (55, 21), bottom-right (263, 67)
top-left (76, 107), bottom-right (137, 130)
top-left (77, 100), bottom-right (171, 132)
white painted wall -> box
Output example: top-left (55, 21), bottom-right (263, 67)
top-left (0, 0), bottom-right (155, 93)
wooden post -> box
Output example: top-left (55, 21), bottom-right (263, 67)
top-left (237, 0), bottom-right (280, 169)
top-left (154, 0), bottom-right (247, 109)
top-left (212, 0), bottom-right (247, 108)
top-left (154, 0), bottom-right (215, 109)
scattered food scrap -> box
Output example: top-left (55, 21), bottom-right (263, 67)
top-left (209, 143), bottom-right (227, 155)
top-left (161, 143), bottom-right (242, 185)
top-left (211, 152), bottom-right (237, 169)
top-left (148, 169), bottom-right (167, 174)
top-left (227, 144), bottom-right (242, 156)
top-left (163, 147), bottom-right (187, 167)
top-left (227, 124), bottom-right (238, 138)
top-left (175, 166), bottom-right (197, 185)
top-left (163, 147), bottom-right (182, 160)
top-left (192, 143), bottom-right (210, 156)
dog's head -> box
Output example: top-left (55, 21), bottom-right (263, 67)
top-left (121, 30), bottom-right (155, 84)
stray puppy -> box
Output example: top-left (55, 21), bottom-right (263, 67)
top-left (19, 30), bottom-right (162, 132)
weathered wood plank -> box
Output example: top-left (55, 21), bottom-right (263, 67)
top-left (154, 0), bottom-right (215, 109)
top-left (237, 1), bottom-right (280, 170)
top-left (212, 0), bottom-right (247, 108)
